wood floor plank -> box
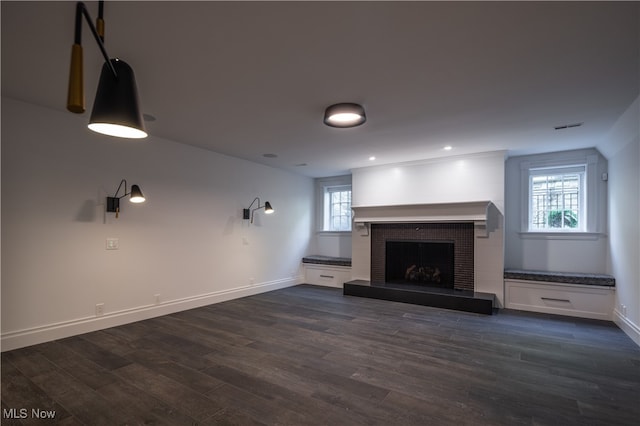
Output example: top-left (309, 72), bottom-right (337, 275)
top-left (28, 369), bottom-right (122, 425)
top-left (112, 363), bottom-right (224, 422)
top-left (1, 360), bottom-right (72, 424)
top-left (123, 348), bottom-right (226, 394)
top-left (95, 380), bottom-right (200, 425)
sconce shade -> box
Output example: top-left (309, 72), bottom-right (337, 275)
top-left (67, 44), bottom-right (85, 113)
top-left (264, 201), bottom-right (274, 214)
top-left (129, 184), bottom-right (145, 203)
top-left (88, 59), bottom-right (148, 139)
top-left (323, 103), bottom-right (366, 128)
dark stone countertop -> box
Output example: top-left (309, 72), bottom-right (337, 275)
top-left (504, 269), bottom-right (615, 287)
top-left (302, 255), bottom-right (352, 267)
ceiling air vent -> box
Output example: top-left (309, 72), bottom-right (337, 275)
top-left (554, 122), bottom-right (583, 130)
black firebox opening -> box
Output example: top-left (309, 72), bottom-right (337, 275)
top-left (385, 240), bottom-right (455, 288)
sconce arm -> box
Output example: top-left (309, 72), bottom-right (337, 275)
top-left (247, 197), bottom-right (261, 211)
top-left (74, 1), bottom-right (117, 78)
top-left (112, 179), bottom-right (130, 199)
top-left (243, 197), bottom-right (267, 223)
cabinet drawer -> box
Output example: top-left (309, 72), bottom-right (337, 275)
top-left (505, 279), bottom-right (614, 320)
top-left (305, 265), bottom-right (352, 288)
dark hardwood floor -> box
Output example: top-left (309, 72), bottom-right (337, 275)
top-left (2, 284), bottom-right (639, 425)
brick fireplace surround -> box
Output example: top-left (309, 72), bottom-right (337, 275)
top-left (370, 223), bottom-right (474, 291)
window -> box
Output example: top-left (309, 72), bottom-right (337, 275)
top-left (315, 175), bottom-right (352, 233)
top-left (324, 185), bottom-right (352, 231)
top-left (528, 165), bottom-right (586, 232)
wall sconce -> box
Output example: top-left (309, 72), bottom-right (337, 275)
top-left (67, 1), bottom-right (147, 139)
top-left (106, 179), bottom-right (145, 218)
top-left (243, 197), bottom-right (274, 224)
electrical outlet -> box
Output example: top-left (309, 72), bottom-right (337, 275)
top-left (249, 277), bottom-right (255, 285)
top-left (106, 238), bottom-right (119, 250)
top-left (96, 303), bottom-right (105, 316)
top-left (154, 294), bottom-right (160, 305)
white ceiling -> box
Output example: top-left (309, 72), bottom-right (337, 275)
top-left (2, 1), bottom-right (638, 177)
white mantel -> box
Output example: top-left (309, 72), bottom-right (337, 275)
top-left (352, 201), bottom-right (502, 237)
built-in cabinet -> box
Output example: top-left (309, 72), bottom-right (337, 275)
top-left (505, 279), bottom-right (614, 320)
top-left (304, 264), bottom-right (352, 288)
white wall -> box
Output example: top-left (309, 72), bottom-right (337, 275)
top-left (351, 151), bottom-right (506, 305)
top-left (504, 148), bottom-right (609, 273)
top-left (314, 234), bottom-right (352, 258)
top-left (1, 98), bottom-right (314, 351)
top-left (600, 96), bottom-right (640, 346)
top-left (352, 151), bottom-right (506, 213)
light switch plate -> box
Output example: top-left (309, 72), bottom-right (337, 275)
top-left (106, 238), bottom-right (119, 250)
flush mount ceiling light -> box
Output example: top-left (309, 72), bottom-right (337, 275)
top-left (66, 1), bottom-right (147, 139)
top-left (323, 103), bottom-right (366, 128)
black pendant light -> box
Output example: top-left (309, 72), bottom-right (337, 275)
top-left (66, 1), bottom-right (147, 139)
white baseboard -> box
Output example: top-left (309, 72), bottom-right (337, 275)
top-left (1, 277), bottom-right (302, 352)
top-left (614, 308), bottom-right (640, 347)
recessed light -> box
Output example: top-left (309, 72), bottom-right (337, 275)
top-left (369, 156), bottom-right (376, 161)
top-left (262, 153), bottom-right (278, 158)
top-left (443, 146), bottom-right (453, 151)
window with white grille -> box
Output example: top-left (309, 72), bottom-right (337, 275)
top-left (528, 165), bottom-right (586, 231)
top-left (324, 185), bottom-right (352, 231)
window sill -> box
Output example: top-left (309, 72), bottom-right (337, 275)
top-left (518, 231), bottom-right (605, 241)
top-left (317, 231), bottom-right (352, 236)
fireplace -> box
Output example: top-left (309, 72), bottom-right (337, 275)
top-left (371, 223), bottom-right (474, 291)
top-left (385, 240), bottom-right (454, 288)
top-left (348, 201), bottom-right (503, 313)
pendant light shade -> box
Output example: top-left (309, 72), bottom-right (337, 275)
top-left (88, 59), bottom-right (147, 139)
top-left (324, 103), bottom-right (366, 128)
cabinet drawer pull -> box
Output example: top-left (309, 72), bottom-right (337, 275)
top-left (320, 274), bottom-right (334, 279)
top-left (541, 297), bottom-right (571, 303)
